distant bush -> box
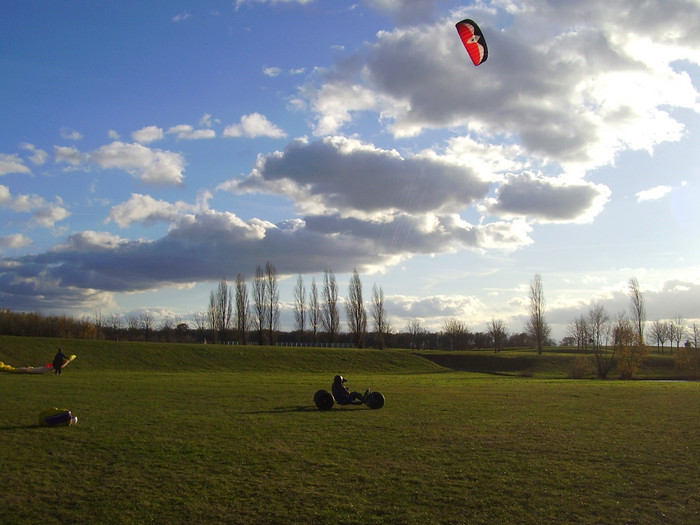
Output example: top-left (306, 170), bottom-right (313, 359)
top-left (617, 344), bottom-right (651, 379)
top-left (569, 355), bottom-right (594, 379)
top-left (675, 346), bottom-right (700, 378)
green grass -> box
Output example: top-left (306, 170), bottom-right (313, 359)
top-left (1, 337), bottom-right (698, 524)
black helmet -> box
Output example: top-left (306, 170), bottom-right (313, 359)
top-left (334, 374), bottom-right (346, 384)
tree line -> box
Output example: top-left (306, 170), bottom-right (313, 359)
top-left (1, 269), bottom-right (698, 372)
top-left (202, 263), bottom-right (391, 348)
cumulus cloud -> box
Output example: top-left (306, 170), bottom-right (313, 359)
top-left (484, 172), bottom-right (611, 223)
top-left (172, 12), bottom-right (191, 22)
top-left (20, 143), bottom-right (49, 166)
top-left (362, 0), bottom-right (439, 25)
top-left (0, 184), bottom-right (70, 228)
top-left (132, 126), bottom-right (164, 144)
top-left (199, 113), bottom-right (216, 128)
top-left (60, 127), bottom-right (83, 141)
top-left (54, 146), bottom-right (85, 166)
top-left (263, 66), bottom-right (282, 77)
top-left (636, 185), bottom-right (673, 202)
top-left (91, 142), bottom-right (186, 185)
top-left (222, 136), bottom-right (490, 218)
top-left (0, 153), bottom-right (31, 176)
top-left (107, 193), bottom-right (199, 228)
top-left (304, 0), bottom-right (700, 175)
top-left (2, 0), bottom-right (698, 317)
top-left (55, 141), bottom-right (186, 185)
top-left (167, 124), bottom-right (216, 140)
top-left (0, 233), bottom-right (32, 250)
top-left (387, 293), bottom-right (488, 328)
top-left (223, 113), bottom-right (287, 139)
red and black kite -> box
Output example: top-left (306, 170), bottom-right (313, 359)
top-left (455, 18), bottom-right (488, 66)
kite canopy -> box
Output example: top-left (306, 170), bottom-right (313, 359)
top-left (0, 354), bottom-right (76, 374)
top-left (455, 18), bottom-right (488, 66)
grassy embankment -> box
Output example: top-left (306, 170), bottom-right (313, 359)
top-left (1, 336), bottom-right (698, 524)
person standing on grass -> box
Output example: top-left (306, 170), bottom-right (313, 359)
top-left (52, 348), bottom-right (68, 375)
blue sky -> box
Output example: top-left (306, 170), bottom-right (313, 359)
top-left (1, 0), bottom-right (699, 340)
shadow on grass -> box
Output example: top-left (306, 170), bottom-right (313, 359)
top-left (242, 405), bottom-right (317, 414)
top-left (244, 405), bottom-right (372, 414)
top-left (1, 424), bottom-right (43, 430)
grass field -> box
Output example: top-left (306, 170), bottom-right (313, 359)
top-left (1, 337), bottom-right (698, 524)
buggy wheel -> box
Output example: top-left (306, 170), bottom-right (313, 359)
top-left (314, 389), bottom-right (335, 410)
top-left (365, 391), bottom-right (385, 409)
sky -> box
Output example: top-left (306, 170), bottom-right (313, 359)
top-left (1, 0), bottom-right (699, 341)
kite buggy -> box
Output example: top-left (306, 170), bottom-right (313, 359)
top-left (314, 375), bottom-right (385, 410)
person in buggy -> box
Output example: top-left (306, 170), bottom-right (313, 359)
top-left (332, 374), bottom-right (370, 405)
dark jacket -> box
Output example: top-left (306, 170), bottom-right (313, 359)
top-left (332, 376), bottom-right (351, 404)
top-left (53, 350), bottom-right (67, 369)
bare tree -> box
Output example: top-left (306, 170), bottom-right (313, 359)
top-left (588, 303), bottom-right (614, 378)
top-left (488, 318), bottom-right (509, 353)
top-left (671, 315), bottom-right (687, 349)
top-left (126, 314), bottom-right (139, 340)
top-left (690, 322), bottom-right (699, 348)
top-left (93, 311), bottom-right (105, 339)
top-left (567, 315), bottom-right (590, 352)
top-left (648, 320), bottom-right (671, 354)
top-left (193, 311), bottom-right (208, 342)
top-left (407, 319), bottom-right (427, 350)
top-left (628, 277), bottom-right (646, 346)
top-left (321, 269), bottom-right (340, 343)
top-left (160, 316), bottom-right (174, 342)
top-left (345, 269), bottom-right (367, 348)
top-left (234, 273), bottom-right (249, 345)
top-left (309, 277), bottom-right (320, 344)
top-left (139, 311), bottom-right (155, 342)
top-left (107, 313), bottom-right (122, 341)
top-left (293, 274), bottom-right (306, 342)
top-left (265, 261), bottom-right (280, 345)
top-left (208, 278), bottom-right (232, 343)
top-left (443, 317), bottom-right (469, 351)
top-left (252, 265), bottom-right (267, 345)
top-left (614, 313), bottom-right (648, 379)
top-left (371, 283), bottom-right (392, 349)
top-left (526, 273), bottom-right (551, 354)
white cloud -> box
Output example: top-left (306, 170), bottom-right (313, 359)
top-left (222, 136), bottom-right (490, 219)
top-left (90, 141), bottom-right (186, 185)
top-left (483, 172), bottom-right (611, 224)
top-left (167, 124), bottom-right (216, 140)
top-left (172, 12), bottom-right (191, 22)
top-left (199, 114), bottom-right (215, 128)
top-left (362, 0), bottom-right (438, 24)
top-left (20, 143), bottom-right (49, 165)
top-left (263, 66), bottom-right (282, 77)
top-left (32, 198), bottom-right (71, 227)
top-left (54, 146), bottom-right (85, 166)
top-left (223, 113), bottom-right (287, 139)
top-left (132, 126), bottom-right (164, 144)
top-left (107, 193), bottom-right (198, 228)
top-left (0, 233), bottom-right (33, 249)
top-left (60, 127), bottom-right (83, 141)
top-left (304, 3), bottom-right (700, 176)
top-left (0, 153), bottom-right (31, 176)
top-left (636, 185), bottom-right (673, 202)
top-left (0, 184), bottom-right (70, 227)
top-left (54, 140), bottom-right (187, 185)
